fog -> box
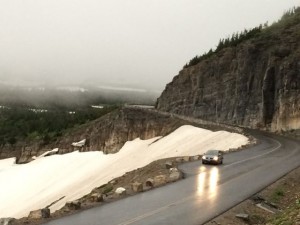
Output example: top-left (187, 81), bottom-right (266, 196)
top-left (0, 0), bottom-right (299, 91)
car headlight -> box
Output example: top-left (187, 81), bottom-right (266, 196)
top-left (213, 156), bottom-right (218, 161)
top-left (202, 156), bottom-right (206, 159)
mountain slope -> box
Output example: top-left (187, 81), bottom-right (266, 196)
top-left (156, 9), bottom-right (300, 132)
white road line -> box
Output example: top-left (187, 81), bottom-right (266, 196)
top-left (223, 137), bottom-right (282, 168)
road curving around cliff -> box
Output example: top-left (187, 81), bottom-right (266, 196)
top-left (40, 129), bottom-right (300, 225)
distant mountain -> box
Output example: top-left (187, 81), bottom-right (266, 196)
top-left (156, 8), bottom-right (300, 132)
top-left (0, 83), bottom-right (159, 108)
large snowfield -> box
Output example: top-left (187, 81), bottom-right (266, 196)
top-left (0, 125), bottom-right (249, 218)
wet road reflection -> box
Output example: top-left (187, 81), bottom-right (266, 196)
top-left (197, 171), bottom-right (206, 196)
top-left (197, 166), bottom-right (219, 200)
top-left (209, 167), bottom-right (219, 198)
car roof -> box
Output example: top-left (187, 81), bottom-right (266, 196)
top-left (205, 150), bottom-right (222, 154)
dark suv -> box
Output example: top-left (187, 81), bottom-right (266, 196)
top-left (202, 150), bottom-right (224, 165)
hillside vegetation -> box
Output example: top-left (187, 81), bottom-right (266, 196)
top-left (0, 105), bottom-right (118, 147)
top-left (184, 7), bottom-right (300, 68)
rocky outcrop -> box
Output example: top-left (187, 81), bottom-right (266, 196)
top-left (28, 208), bottom-right (50, 219)
top-left (0, 218), bottom-right (16, 225)
top-left (64, 201), bottom-right (81, 211)
top-left (115, 187), bottom-right (126, 196)
top-left (153, 175), bottom-right (167, 187)
top-left (89, 193), bottom-right (103, 202)
top-left (131, 182), bottom-right (143, 192)
top-left (1, 107), bottom-right (191, 163)
top-left (156, 17), bottom-right (300, 132)
top-left (168, 169), bottom-right (182, 182)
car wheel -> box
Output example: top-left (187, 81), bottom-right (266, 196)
top-left (202, 160), bottom-right (205, 164)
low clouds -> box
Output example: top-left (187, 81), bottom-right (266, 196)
top-left (0, 0), bottom-right (299, 91)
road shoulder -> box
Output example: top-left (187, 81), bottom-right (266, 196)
top-left (204, 166), bottom-right (300, 225)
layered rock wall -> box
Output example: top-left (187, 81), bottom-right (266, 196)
top-left (156, 23), bottom-right (300, 132)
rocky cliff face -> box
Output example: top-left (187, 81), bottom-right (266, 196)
top-left (156, 18), bottom-right (300, 132)
top-left (1, 107), bottom-right (192, 163)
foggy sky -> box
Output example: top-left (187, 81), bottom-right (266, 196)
top-left (0, 0), bottom-right (299, 91)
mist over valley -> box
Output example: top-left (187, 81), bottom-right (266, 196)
top-left (0, 82), bottom-right (159, 109)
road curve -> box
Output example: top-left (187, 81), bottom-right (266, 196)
top-left (44, 130), bottom-right (300, 225)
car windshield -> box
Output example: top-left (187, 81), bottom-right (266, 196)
top-left (205, 150), bottom-right (219, 155)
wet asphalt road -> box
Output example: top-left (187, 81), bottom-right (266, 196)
top-left (44, 130), bottom-right (300, 225)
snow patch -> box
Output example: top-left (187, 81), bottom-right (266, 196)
top-left (71, 139), bottom-right (86, 147)
top-left (32, 148), bottom-right (59, 160)
top-left (0, 125), bottom-right (248, 218)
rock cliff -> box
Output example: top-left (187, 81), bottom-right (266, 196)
top-left (156, 14), bottom-right (300, 132)
top-left (2, 107), bottom-right (192, 163)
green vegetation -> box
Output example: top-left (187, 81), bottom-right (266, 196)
top-left (0, 105), bottom-right (118, 146)
top-left (101, 184), bottom-right (113, 195)
top-left (274, 6), bottom-right (300, 29)
top-left (183, 6), bottom-right (300, 69)
top-left (270, 187), bottom-right (285, 203)
top-left (269, 202), bottom-right (300, 225)
top-left (183, 26), bottom-right (264, 68)
top-left (250, 214), bottom-right (266, 224)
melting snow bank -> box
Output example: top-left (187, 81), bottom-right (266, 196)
top-left (0, 158), bottom-right (16, 171)
top-left (32, 148), bottom-right (59, 160)
top-left (0, 125), bottom-right (249, 218)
